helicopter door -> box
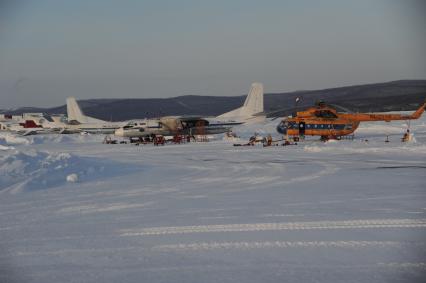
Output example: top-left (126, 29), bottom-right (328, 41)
top-left (298, 122), bottom-right (306, 136)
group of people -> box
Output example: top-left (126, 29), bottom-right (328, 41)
top-left (246, 133), bottom-right (275, 147)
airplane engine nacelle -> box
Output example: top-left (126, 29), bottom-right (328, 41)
top-left (160, 117), bottom-right (180, 132)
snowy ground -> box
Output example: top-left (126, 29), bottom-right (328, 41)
top-left (1, 117), bottom-right (426, 283)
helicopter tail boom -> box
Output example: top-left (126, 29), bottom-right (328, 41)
top-left (409, 102), bottom-right (426, 119)
top-left (342, 102), bottom-right (426, 122)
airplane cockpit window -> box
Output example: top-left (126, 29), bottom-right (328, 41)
top-left (42, 114), bottom-right (54, 122)
top-left (314, 110), bottom-right (338, 118)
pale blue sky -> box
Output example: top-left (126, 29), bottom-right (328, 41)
top-left (1, 0), bottom-right (425, 108)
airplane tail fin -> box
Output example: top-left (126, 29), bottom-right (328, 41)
top-left (66, 97), bottom-right (105, 123)
top-left (217, 82), bottom-right (264, 119)
top-left (66, 97), bottom-right (88, 123)
top-left (410, 102), bottom-right (426, 119)
top-left (242, 82), bottom-right (264, 116)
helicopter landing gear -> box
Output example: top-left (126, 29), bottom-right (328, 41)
top-left (401, 129), bottom-right (413, 142)
top-left (401, 120), bottom-right (414, 142)
top-left (320, 135), bottom-right (341, 142)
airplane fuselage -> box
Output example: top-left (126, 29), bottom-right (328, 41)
top-left (115, 117), bottom-right (231, 138)
top-left (277, 118), bottom-right (360, 137)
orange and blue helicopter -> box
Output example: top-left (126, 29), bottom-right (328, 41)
top-left (276, 101), bottom-right (426, 140)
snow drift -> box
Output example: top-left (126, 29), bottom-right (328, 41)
top-left (0, 149), bottom-right (139, 193)
top-left (0, 132), bottom-right (105, 147)
top-left (0, 133), bottom-right (31, 145)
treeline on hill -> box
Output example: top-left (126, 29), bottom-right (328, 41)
top-left (2, 80), bottom-right (425, 121)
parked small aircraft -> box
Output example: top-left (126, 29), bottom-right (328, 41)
top-left (1, 99), bottom-right (125, 135)
top-left (276, 101), bottom-right (426, 140)
top-left (0, 113), bottom-right (66, 136)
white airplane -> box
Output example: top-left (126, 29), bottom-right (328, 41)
top-left (114, 116), bottom-right (232, 138)
top-left (64, 97), bottom-right (127, 134)
top-left (114, 82), bottom-right (265, 138)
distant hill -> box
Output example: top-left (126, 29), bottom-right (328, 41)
top-left (2, 80), bottom-right (425, 121)
top-left (265, 80), bottom-right (426, 117)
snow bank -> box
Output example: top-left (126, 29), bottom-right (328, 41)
top-left (30, 133), bottom-right (105, 145)
top-left (0, 144), bottom-right (14, 151)
top-left (0, 149), bottom-right (139, 193)
top-left (0, 132), bottom-right (106, 147)
top-left (0, 133), bottom-right (31, 145)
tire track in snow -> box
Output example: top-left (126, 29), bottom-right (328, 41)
top-left (377, 262), bottom-right (426, 269)
top-left (57, 202), bottom-right (153, 215)
top-left (188, 160), bottom-right (339, 193)
top-left (120, 218), bottom-right (426, 236)
top-left (152, 240), bottom-right (419, 252)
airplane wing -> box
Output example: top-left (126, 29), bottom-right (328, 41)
top-left (20, 130), bottom-right (38, 136)
top-left (59, 128), bottom-right (81, 134)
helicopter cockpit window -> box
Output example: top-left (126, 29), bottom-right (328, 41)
top-left (314, 110), bottom-right (337, 118)
top-left (286, 122), bottom-right (299, 129)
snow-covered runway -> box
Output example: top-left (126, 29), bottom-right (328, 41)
top-left (1, 118), bottom-right (425, 282)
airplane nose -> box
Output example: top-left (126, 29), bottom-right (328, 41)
top-left (276, 123), bottom-right (287, 134)
top-left (114, 128), bottom-right (124, 137)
